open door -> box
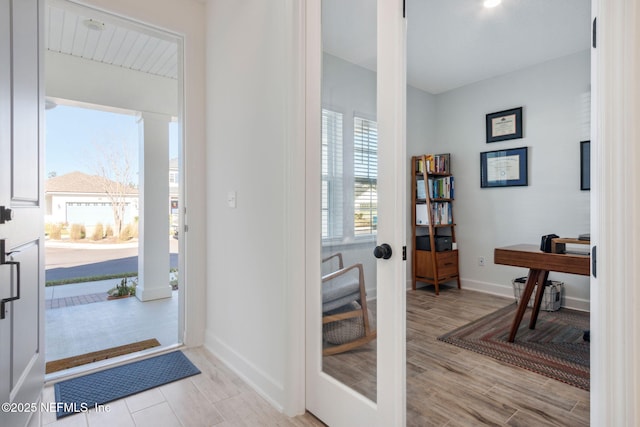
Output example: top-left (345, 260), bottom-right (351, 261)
top-left (305, 1), bottom-right (406, 425)
top-left (0, 0), bottom-right (46, 426)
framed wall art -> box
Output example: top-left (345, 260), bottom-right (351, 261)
top-left (486, 107), bottom-right (523, 143)
top-left (480, 146), bottom-right (528, 188)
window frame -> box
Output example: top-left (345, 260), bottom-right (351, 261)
top-left (321, 107), bottom-right (378, 245)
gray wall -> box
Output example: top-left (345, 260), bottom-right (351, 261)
top-left (323, 53), bottom-right (438, 298)
top-left (431, 50), bottom-right (591, 309)
top-left (326, 50), bottom-right (591, 310)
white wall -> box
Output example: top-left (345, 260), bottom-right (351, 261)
top-left (406, 86), bottom-right (437, 284)
top-left (432, 50), bottom-right (591, 310)
top-left (78, 0), bottom-right (207, 345)
top-left (204, 0), bottom-right (304, 415)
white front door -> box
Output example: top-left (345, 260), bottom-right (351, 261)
top-left (0, 0), bottom-right (45, 426)
top-left (305, 1), bottom-right (406, 425)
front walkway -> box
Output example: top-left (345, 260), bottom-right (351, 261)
top-left (45, 279), bottom-right (117, 309)
top-left (45, 280), bottom-right (179, 362)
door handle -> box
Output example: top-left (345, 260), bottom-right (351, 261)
top-left (0, 239), bottom-right (20, 319)
top-left (373, 243), bottom-right (392, 260)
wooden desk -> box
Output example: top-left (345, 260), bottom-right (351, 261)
top-left (494, 244), bottom-right (590, 342)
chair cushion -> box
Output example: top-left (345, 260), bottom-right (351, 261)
top-left (322, 268), bottom-right (360, 312)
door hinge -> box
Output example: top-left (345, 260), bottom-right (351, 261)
top-left (592, 17), bottom-right (597, 48)
top-left (592, 245), bottom-right (597, 278)
top-left (403, 0), bottom-right (406, 18)
top-left (0, 206), bottom-right (13, 224)
top-left (0, 239), bottom-right (21, 319)
top-left (402, 246), bottom-right (407, 261)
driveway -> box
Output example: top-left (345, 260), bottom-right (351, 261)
top-left (45, 238), bottom-right (179, 282)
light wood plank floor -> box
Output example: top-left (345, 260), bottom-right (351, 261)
top-left (42, 287), bottom-right (589, 426)
top-left (324, 286), bottom-right (590, 426)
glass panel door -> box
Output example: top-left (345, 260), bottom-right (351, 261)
top-left (320, 0), bottom-right (378, 400)
top-left (306, 0), bottom-right (406, 425)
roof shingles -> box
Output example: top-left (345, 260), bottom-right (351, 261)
top-left (45, 171), bottom-right (138, 195)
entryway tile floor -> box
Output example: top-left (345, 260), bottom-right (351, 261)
top-left (41, 347), bottom-right (324, 426)
top-left (46, 282), bottom-right (178, 362)
top-left (43, 283), bottom-right (324, 426)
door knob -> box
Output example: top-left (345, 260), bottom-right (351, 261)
top-left (0, 206), bottom-right (12, 224)
top-left (373, 243), bottom-right (392, 259)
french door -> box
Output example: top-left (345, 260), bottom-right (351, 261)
top-left (305, 0), bottom-right (406, 425)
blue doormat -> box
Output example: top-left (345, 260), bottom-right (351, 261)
top-left (54, 351), bottom-right (200, 419)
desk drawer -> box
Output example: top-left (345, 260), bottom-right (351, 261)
top-left (416, 250), bottom-right (458, 279)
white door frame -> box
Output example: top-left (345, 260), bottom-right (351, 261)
top-left (590, 0), bottom-right (640, 424)
top-left (304, 1), bottom-right (406, 425)
top-left (44, 0), bottom-right (188, 354)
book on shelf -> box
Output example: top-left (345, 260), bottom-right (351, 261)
top-left (416, 178), bottom-right (427, 199)
top-left (429, 176), bottom-right (454, 199)
top-left (416, 202), bottom-right (453, 226)
top-left (425, 155), bottom-right (435, 173)
top-left (428, 153), bottom-right (450, 174)
top-left (416, 153), bottom-right (451, 175)
top-left (416, 204), bottom-right (429, 225)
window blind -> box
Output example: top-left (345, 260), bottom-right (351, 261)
top-left (353, 116), bottom-right (377, 236)
top-left (321, 109), bottom-right (343, 239)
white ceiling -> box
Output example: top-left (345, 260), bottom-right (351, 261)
top-left (45, 1), bottom-right (179, 80)
top-left (323, 0), bottom-right (592, 94)
top-left (46, 0), bottom-right (592, 95)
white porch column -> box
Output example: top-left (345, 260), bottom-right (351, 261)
top-left (136, 112), bottom-right (172, 301)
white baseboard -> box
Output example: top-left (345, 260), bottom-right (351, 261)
top-left (461, 278), bottom-right (591, 312)
top-left (406, 278), bottom-right (590, 312)
top-left (203, 330), bottom-right (285, 412)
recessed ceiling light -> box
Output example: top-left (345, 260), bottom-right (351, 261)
top-left (483, 0), bottom-right (502, 8)
top-left (83, 18), bottom-right (105, 31)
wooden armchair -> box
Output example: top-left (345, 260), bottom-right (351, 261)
top-left (321, 253), bottom-right (377, 356)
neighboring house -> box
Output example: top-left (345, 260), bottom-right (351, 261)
top-left (44, 171), bottom-right (139, 231)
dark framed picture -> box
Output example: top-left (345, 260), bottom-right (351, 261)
top-left (581, 140), bottom-right (590, 191)
top-left (486, 107), bottom-right (523, 143)
top-left (480, 146), bottom-right (528, 188)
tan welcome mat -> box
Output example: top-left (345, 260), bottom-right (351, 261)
top-left (46, 339), bottom-right (161, 374)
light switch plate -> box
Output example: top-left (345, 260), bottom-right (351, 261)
top-left (227, 191), bottom-right (237, 208)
